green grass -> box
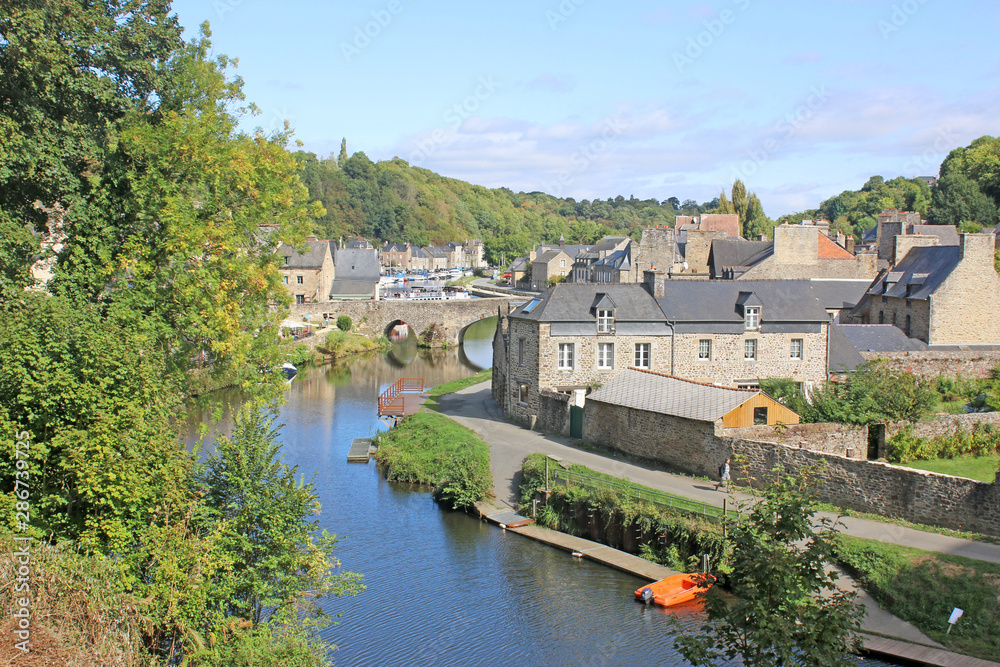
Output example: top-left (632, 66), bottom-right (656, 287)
top-left (424, 369), bottom-right (492, 410)
top-left (832, 534), bottom-right (1000, 660)
top-left (374, 411), bottom-right (492, 510)
top-left (898, 454), bottom-right (999, 482)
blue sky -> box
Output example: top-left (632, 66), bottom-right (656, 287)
top-left (169, 0), bottom-right (999, 217)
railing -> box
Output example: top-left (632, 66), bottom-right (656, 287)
top-left (378, 378), bottom-right (425, 415)
top-left (549, 469), bottom-right (740, 524)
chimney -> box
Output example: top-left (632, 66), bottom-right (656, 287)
top-left (643, 270), bottom-right (665, 298)
top-left (959, 232), bottom-right (994, 267)
top-left (846, 237), bottom-right (855, 254)
top-left (559, 234), bottom-right (565, 247)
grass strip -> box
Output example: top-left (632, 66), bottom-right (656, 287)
top-left (831, 533), bottom-right (1000, 660)
top-left (897, 454), bottom-right (999, 482)
top-left (424, 369), bottom-right (491, 410)
top-left (374, 411), bottom-right (492, 510)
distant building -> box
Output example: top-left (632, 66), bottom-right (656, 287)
top-left (278, 238), bottom-right (335, 304)
top-left (330, 246), bottom-right (380, 300)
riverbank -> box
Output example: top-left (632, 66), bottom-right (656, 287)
top-left (436, 383), bottom-right (1000, 666)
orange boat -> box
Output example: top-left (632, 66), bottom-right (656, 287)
top-left (635, 573), bottom-right (713, 607)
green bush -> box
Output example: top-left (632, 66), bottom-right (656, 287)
top-left (336, 315), bottom-right (352, 332)
top-left (886, 423), bottom-right (1000, 463)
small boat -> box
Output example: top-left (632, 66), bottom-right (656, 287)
top-left (280, 362), bottom-right (297, 379)
top-left (635, 573), bottom-right (713, 607)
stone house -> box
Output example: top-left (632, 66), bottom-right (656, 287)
top-left (530, 248), bottom-right (574, 291)
top-left (854, 232), bottom-right (1000, 345)
top-left (585, 369), bottom-right (799, 473)
top-left (591, 244), bottom-right (634, 284)
top-left (568, 236), bottom-right (632, 282)
top-left (278, 238), bottom-right (335, 304)
top-left (651, 276), bottom-right (834, 390)
top-left (422, 246), bottom-right (450, 271)
top-left (492, 284), bottom-right (672, 425)
top-left (409, 246), bottom-right (430, 271)
top-left (463, 239), bottom-right (485, 268)
top-left (381, 242), bottom-right (411, 271)
top-left (708, 224), bottom-right (877, 281)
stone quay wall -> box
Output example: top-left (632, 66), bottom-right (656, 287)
top-left (863, 350), bottom-right (1000, 379)
top-left (723, 422), bottom-right (869, 459)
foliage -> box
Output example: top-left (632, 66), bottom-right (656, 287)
top-left (885, 423), bottom-right (1000, 464)
top-left (199, 402), bottom-right (364, 625)
top-left (806, 359), bottom-right (935, 424)
top-left (0, 293), bottom-right (189, 551)
top-left (757, 378), bottom-right (812, 417)
top-left (336, 314), bottom-right (353, 332)
top-left (929, 136), bottom-right (1000, 227)
top-left (676, 465), bottom-right (865, 667)
top-left (281, 342), bottom-right (317, 367)
top-left (374, 411), bottom-right (492, 510)
top-left (832, 534), bottom-right (1000, 660)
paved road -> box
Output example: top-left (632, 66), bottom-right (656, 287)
top-left (437, 383), bottom-right (1000, 565)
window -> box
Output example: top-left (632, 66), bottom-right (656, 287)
top-left (744, 339), bottom-right (757, 361)
top-left (296, 275), bottom-right (304, 285)
top-left (558, 343), bottom-right (575, 370)
top-left (905, 315), bottom-right (911, 337)
top-left (698, 339), bottom-right (711, 360)
top-left (737, 381), bottom-right (760, 390)
top-left (878, 311), bottom-right (884, 324)
top-left (283, 256), bottom-right (289, 266)
top-left (283, 275), bottom-right (288, 284)
top-left (519, 383), bottom-right (530, 405)
top-left (753, 407), bottom-right (768, 425)
top-left (790, 338), bottom-right (803, 360)
top-left (597, 342), bottom-right (614, 369)
top-left (518, 339), bottom-right (526, 366)
top-left (295, 295), bottom-right (305, 305)
top-left (634, 343), bottom-right (650, 369)
top-left (744, 306), bottom-right (760, 330)
top-left (596, 309), bottom-right (615, 333)
top-left (560, 259), bottom-right (566, 267)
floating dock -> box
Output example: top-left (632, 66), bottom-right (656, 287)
top-left (347, 438), bottom-right (374, 462)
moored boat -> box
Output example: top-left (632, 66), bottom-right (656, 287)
top-left (634, 573), bottom-right (713, 607)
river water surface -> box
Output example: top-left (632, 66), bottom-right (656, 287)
top-left (189, 319), bottom-right (894, 666)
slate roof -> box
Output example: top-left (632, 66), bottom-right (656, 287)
top-left (537, 243), bottom-right (592, 258)
top-left (827, 325), bottom-right (867, 373)
top-left (834, 324), bottom-right (926, 353)
top-left (410, 246), bottom-right (428, 258)
top-left (804, 279), bottom-right (871, 312)
top-left (861, 227), bottom-right (878, 243)
top-left (424, 246), bottom-right (449, 258)
top-left (910, 225), bottom-right (959, 246)
top-left (594, 245), bottom-right (631, 270)
top-left (865, 245), bottom-right (961, 300)
top-left (590, 236), bottom-right (630, 253)
top-left (534, 249), bottom-right (569, 264)
top-left (334, 248), bottom-right (380, 281)
top-left (510, 283), bottom-right (665, 322)
top-left (708, 239), bottom-right (772, 277)
top-left (279, 241), bottom-right (332, 269)
top-left (587, 368), bottom-right (760, 422)
top-left (329, 280), bottom-right (377, 297)
top-left (383, 243), bottom-right (409, 252)
top-left (657, 280), bottom-right (830, 322)
top-left (508, 257), bottom-right (528, 272)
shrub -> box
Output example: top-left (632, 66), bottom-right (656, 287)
top-left (886, 423), bottom-right (1000, 463)
top-left (336, 315), bottom-right (352, 332)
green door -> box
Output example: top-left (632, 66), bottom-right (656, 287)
top-left (570, 405), bottom-right (584, 439)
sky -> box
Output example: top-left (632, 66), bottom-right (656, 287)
top-left (168, 0), bottom-right (1000, 217)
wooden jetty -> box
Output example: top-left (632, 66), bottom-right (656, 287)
top-left (347, 438), bottom-right (374, 463)
top-left (377, 378), bottom-right (428, 426)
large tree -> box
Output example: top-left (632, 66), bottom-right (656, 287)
top-left (676, 465), bottom-right (865, 666)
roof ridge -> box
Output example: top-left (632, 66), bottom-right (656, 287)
top-left (627, 367), bottom-right (758, 392)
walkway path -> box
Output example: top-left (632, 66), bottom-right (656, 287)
top-left (437, 383), bottom-right (1000, 663)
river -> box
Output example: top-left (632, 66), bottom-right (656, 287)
top-left (189, 318), bottom-right (895, 666)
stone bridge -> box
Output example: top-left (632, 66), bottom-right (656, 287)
top-left (288, 295), bottom-right (523, 347)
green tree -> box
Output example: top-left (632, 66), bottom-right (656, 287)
top-left (928, 172), bottom-right (998, 227)
top-left (732, 179), bottom-right (749, 225)
top-left (744, 193), bottom-right (774, 240)
top-left (717, 189), bottom-right (735, 214)
top-left (809, 359), bottom-right (935, 424)
top-left (676, 465), bottom-right (865, 666)
top-left (338, 137), bottom-right (349, 165)
top-left (336, 314), bottom-right (353, 332)
top-left (200, 402), bottom-right (364, 625)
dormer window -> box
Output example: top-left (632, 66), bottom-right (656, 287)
top-left (597, 309), bottom-right (615, 333)
top-left (744, 306), bottom-right (760, 330)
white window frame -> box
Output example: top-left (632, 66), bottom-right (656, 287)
top-left (744, 339), bottom-right (757, 361)
top-left (597, 342), bottom-right (614, 369)
top-left (596, 309), bottom-right (615, 333)
top-left (558, 343), bottom-right (575, 370)
top-left (634, 343), bottom-right (650, 369)
top-left (744, 306), bottom-right (760, 330)
top-left (698, 339), bottom-right (711, 361)
top-left (296, 275), bottom-right (304, 285)
top-left (790, 338), bottom-right (803, 360)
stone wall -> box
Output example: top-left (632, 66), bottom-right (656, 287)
top-left (583, 398), bottom-right (1000, 536)
top-left (724, 422), bottom-right (868, 458)
top-left (928, 233), bottom-right (1000, 345)
top-left (885, 411), bottom-right (1000, 439)
top-left (537, 390), bottom-right (571, 436)
top-left (861, 349), bottom-right (1000, 379)
top-left (869, 294), bottom-right (930, 341)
